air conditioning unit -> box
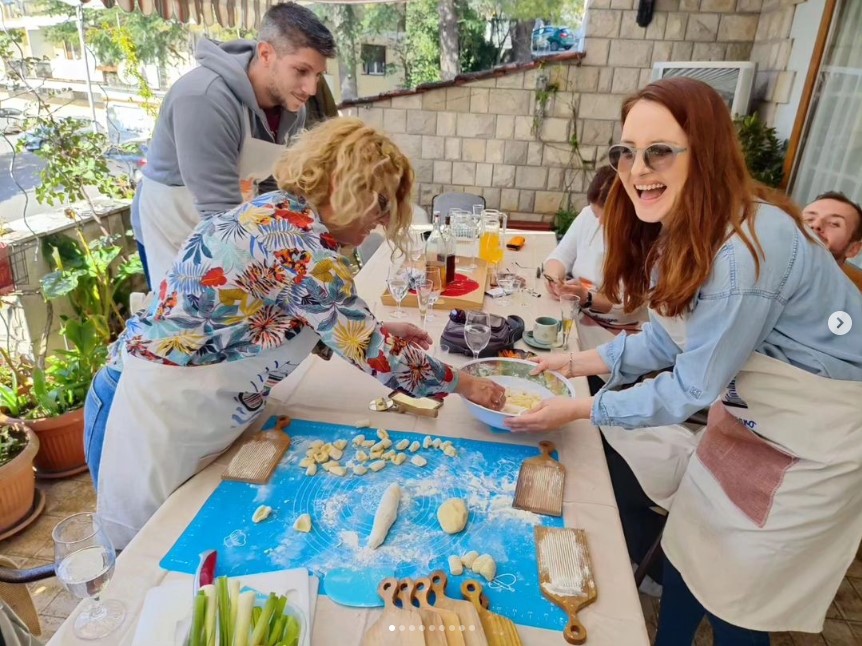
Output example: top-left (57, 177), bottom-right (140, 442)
top-left (650, 61), bottom-right (756, 117)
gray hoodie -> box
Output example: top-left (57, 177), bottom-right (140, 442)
top-left (132, 39), bottom-right (305, 238)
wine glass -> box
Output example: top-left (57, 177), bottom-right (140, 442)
top-left (496, 271), bottom-right (517, 306)
top-left (559, 292), bottom-right (581, 349)
top-left (53, 512), bottom-right (125, 640)
top-left (387, 266), bottom-right (409, 319)
top-left (424, 265), bottom-right (443, 322)
top-left (407, 229), bottom-right (425, 268)
top-left (416, 279), bottom-right (433, 330)
top-left (464, 311), bottom-right (492, 360)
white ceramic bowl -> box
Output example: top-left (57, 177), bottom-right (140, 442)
top-left (460, 357), bottom-right (576, 433)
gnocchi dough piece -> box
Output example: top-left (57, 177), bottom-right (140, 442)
top-left (410, 455), bottom-right (427, 467)
top-left (461, 551), bottom-right (479, 569)
top-left (314, 451), bottom-right (329, 464)
top-left (353, 465), bottom-right (368, 476)
top-left (376, 428), bottom-right (390, 441)
top-left (409, 441), bottom-right (421, 453)
top-left (330, 465), bottom-right (347, 477)
top-left (382, 450), bottom-right (396, 461)
top-left (329, 446), bottom-right (344, 461)
top-left (353, 434), bottom-right (366, 445)
top-left (321, 460), bottom-right (340, 472)
top-left (299, 457), bottom-right (312, 469)
top-left (356, 450), bottom-right (369, 462)
top-left (293, 513), bottom-right (312, 533)
top-left (471, 554), bottom-right (497, 582)
top-left (370, 440), bottom-right (385, 453)
top-left (395, 439), bottom-right (410, 451)
top-left (437, 498), bottom-right (469, 534)
top-left (305, 448), bottom-right (316, 458)
top-left (305, 463), bottom-right (317, 476)
top-left (354, 420), bottom-right (370, 429)
top-left (367, 483), bottom-right (400, 549)
top-left (448, 555), bottom-right (464, 576)
top-left (422, 435), bottom-right (433, 449)
top-left (252, 505), bottom-right (272, 523)
top-left (362, 439), bottom-right (376, 448)
top-left (310, 440), bottom-right (324, 450)
top-left (369, 460), bottom-right (386, 472)
top-left (443, 445), bottom-right (458, 458)
top-left (381, 438), bottom-right (393, 449)
top-left (393, 452), bottom-right (407, 466)
top-left (334, 439), bottom-right (348, 451)
top-left (431, 438), bottom-right (442, 449)
top-left (370, 449), bottom-right (384, 460)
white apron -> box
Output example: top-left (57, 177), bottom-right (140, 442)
top-left (138, 112), bottom-right (288, 287)
top-left (600, 313), bottom-right (703, 509)
top-left (663, 352), bottom-right (862, 632)
top-left (96, 327), bottom-right (319, 549)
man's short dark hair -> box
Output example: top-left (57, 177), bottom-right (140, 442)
top-left (814, 190), bottom-right (862, 241)
top-left (586, 165), bottom-right (616, 208)
top-left (260, 2), bottom-right (336, 58)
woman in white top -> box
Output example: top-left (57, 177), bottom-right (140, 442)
top-left (544, 166), bottom-right (641, 325)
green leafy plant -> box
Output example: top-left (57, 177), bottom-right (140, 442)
top-left (0, 423), bottom-right (29, 468)
top-left (554, 207), bottom-right (579, 240)
top-left (0, 351), bottom-right (36, 419)
top-left (734, 114), bottom-right (787, 188)
top-left (40, 230), bottom-right (143, 343)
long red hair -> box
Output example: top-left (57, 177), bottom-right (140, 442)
top-left (602, 78), bottom-right (805, 317)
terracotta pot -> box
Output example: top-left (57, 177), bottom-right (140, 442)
top-left (0, 427), bottom-right (39, 532)
top-left (29, 408), bottom-right (86, 476)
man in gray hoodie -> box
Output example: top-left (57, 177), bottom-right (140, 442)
top-left (133, 2), bottom-right (335, 288)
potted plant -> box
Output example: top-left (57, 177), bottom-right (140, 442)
top-left (734, 113), bottom-right (787, 188)
top-left (0, 422), bottom-right (39, 533)
top-left (553, 207), bottom-right (579, 241)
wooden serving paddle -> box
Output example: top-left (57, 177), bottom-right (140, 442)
top-left (427, 571), bottom-right (488, 646)
top-left (412, 578), bottom-right (466, 646)
top-left (512, 441), bottom-right (565, 517)
top-left (461, 580), bottom-right (522, 646)
top-left (395, 579), bottom-right (447, 646)
top-left (361, 577), bottom-right (426, 646)
top-left (534, 526), bottom-right (597, 644)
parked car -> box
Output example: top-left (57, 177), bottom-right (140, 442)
top-left (19, 117), bottom-right (107, 152)
top-left (0, 107), bottom-right (24, 135)
top-left (104, 138), bottom-right (148, 183)
top-left (532, 26), bottom-right (577, 52)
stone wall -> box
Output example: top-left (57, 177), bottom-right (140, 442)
top-left (340, 0), bottom-right (795, 225)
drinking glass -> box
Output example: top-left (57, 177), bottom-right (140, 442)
top-left (559, 292), bottom-right (581, 349)
top-left (424, 265), bottom-right (443, 322)
top-left (407, 229), bottom-right (425, 268)
top-left (387, 266), bottom-right (409, 319)
top-left (450, 211), bottom-right (479, 271)
top-left (53, 512), bottom-right (125, 640)
top-left (464, 311), bottom-right (492, 360)
top-left (496, 271), bottom-right (517, 306)
top-left (416, 279), bottom-right (433, 330)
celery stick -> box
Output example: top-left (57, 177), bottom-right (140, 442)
top-left (234, 590), bottom-right (257, 646)
top-left (282, 616), bottom-right (300, 646)
top-left (229, 578), bottom-right (241, 641)
top-left (201, 585), bottom-right (216, 646)
top-left (252, 606), bottom-right (262, 629)
top-left (250, 594), bottom-right (277, 646)
top-left (190, 591), bottom-right (207, 646)
top-left (267, 616), bottom-right (285, 646)
top-left (217, 577), bottom-right (231, 646)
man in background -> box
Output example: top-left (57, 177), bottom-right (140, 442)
top-left (802, 191), bottom-right (862, 291)
top-left (133, 2), bottom-right (336, 288)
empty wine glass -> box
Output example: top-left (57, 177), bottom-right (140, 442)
top-left (416, 279), bottom-right (433, 330)
top-left (464, 311), bottom-right (492, 360)
top-left (387, 266), bottom-right (409, 319)
top-left (407, 229), bottom-right (425, 268)
top-left (53, 512), bottom-right (125, 640)
top-left (425, 265), bottom-right (443, 322)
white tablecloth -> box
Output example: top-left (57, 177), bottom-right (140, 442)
top-left (49, 232), bottom-right (649, 646)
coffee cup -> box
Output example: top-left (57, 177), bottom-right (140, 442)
top-left (533, 317), bottom-right (561, 345)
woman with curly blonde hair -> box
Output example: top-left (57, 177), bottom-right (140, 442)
top-left (83, 117), bottom-right (506, 549)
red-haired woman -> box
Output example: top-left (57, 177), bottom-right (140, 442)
top-left (507, 78), bottom-right (862, 643)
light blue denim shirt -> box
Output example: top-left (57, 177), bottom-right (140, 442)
top-left (593, 202), bottom-right (862, 429)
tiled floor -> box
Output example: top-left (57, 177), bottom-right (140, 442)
top-left (2, 474), bottom-right (861, 644)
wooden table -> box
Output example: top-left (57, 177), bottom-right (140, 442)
top-left (48, 231), bottom-right (649, 645)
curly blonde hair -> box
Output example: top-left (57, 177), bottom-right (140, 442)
top-left (274, 117), bottom-right (415, 255)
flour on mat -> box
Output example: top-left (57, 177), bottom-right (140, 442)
top-left (253, 485), bottom-right (273, 504)
top-left (322, 493), bottom-right (350, 527)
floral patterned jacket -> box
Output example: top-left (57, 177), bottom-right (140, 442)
top-left (110, 191), bottom-right (458, 398)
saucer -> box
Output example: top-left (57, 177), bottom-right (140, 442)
top-left (523, 331), bottom-right (563, 350)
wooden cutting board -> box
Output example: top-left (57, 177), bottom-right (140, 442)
top-left (362, 578), bottom-right (426, 646)
top-left (427, 571), bottom-right (488, 646)
top-left (461, 580), bottom-right (522, 646)
top-left (381, 259), bottom-right (489, 312)
top-left (395, 579), bottom-right (448, 646)
top-left (411, 578), bottom-right (466, 646)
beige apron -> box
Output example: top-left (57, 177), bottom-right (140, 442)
top-left (599, 312), bottom-right (703, 509)
top-left (97, 327), bottom-right (319, 549)
top-left (663, 352), bottom-right (862, 632)
top-left (138, 111), bottom-right (287, 287)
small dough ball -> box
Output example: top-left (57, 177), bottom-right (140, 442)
top-left (356, 450), bottom-right (369, 462)
top-left (353, 434), bottom-right (366, 445)
top-left (370, 460), bottom-right (386, 472)
top-left (409, 441), bottom-right (421, 453)
top-left (394, 452), bottom-right (407, 466)
top-left (334, 439), bottom-right (348, 451)
top-left (461, 551), bottom-right (479, 568)
top-left (353, 465), bottom-right (368, 476)
top-left (448, 555), bottom-right (464, 576)
top-left (395, 439), bottom-right (410, 451)
top-left (410, 455), bottom-right (427, 467)
top-left (432, 438), bottom-right (442, 449)
top-left (299, 457), bottom-right (312, 469)
top-left (293, 513), bottom-right (312, 533)
top-left (370, 449), bottom-right (384, 460)
top-left (330, 465), bottom-right (347, 477)
top-left (305, 464), bottom-right (317, 476)
top-left (472, 554), bottom-right (497, 582)
top-left (423, 435), bottom-right (433, 449)
top-left (314, 452), bottom-right (328, 464)
top-left (376, 428), bottom-right (390, 441)
top-left (329, 447), bottom-right (344, 461)
top-left (443, 445), bottom-right (458, 458)
top-left (371, 440), bottom-right (385, 453)
top-left (382, 450), bottom-right (396, 461)
top-left (321, 460), bottom-right (340, 472)
top-left (437, 498), bottom-right (469, 534)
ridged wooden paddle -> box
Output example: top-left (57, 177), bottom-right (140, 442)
top-left (427, 571), bottom-right (488, 646)
top-left (461, 580), bottom-right (522, 646)
top-left (411, 578), bottom-right (466, 646)
top-left (512, 441), bottom-right (565, 517)
top-left (395, 579), bottom-right (448, 646)
top-left (361, 577), bottom-right (426, 646)
top-left (534, 526), bottom-right (597, 644)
